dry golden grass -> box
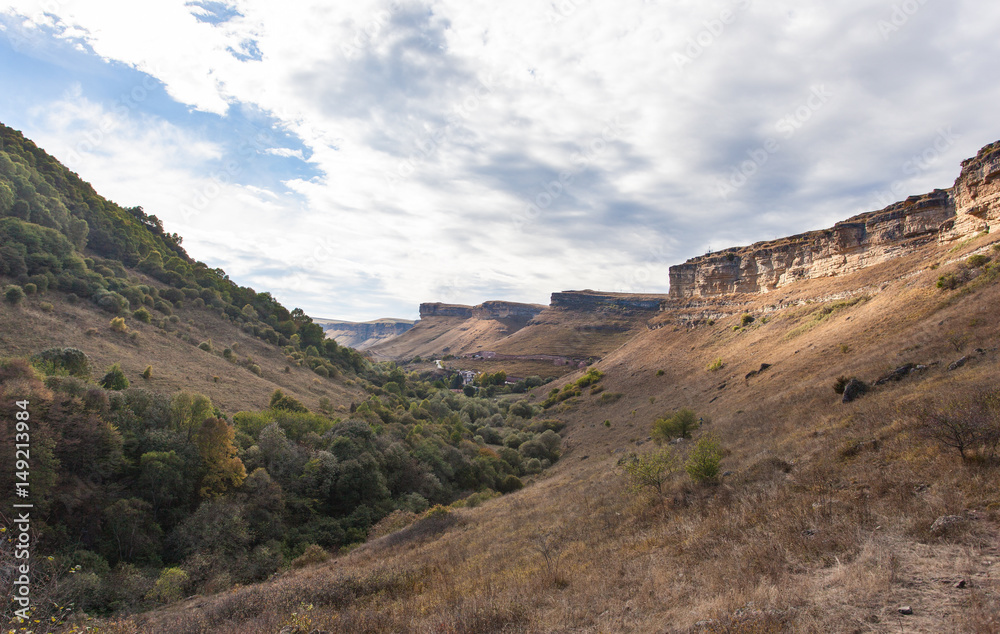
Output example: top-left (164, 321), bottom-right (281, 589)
top-left (92, 234), bottom-right (1000, 633)
top-left (0, 282), bottom-right (364, 415)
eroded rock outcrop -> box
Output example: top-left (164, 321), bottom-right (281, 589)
top-left (669, 140), bottom-right (1000, 299)
top-left (944, 140), bottom-right (1000, 239)
top-left (419, 303), bottom-right (475, 319)
top-left (318, 319), bottom-right (416, 350)
top-left (419, 301), bottom-right (546, 320)
top-left (550, 290), bottom-right (667, 312)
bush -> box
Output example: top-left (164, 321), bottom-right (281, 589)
top-left (656, 369), bottom-right (665, 376)
top-left (96, 290), bottom-right (130, 314)
top-left (937, 273), bottom-right (963, 290)
top-left (30, 347), bottom-right (91, 378)
top-left (39, 301), bottom-right (53, 312)
top-left (23, 282), bottom-right (36, 295)
top-left (833, 375), bottom-right (851, 395)
top-left (292, 544), bottom-right (330, 568)
top-left (198, 341), bottom-right (212, 352)
top-left (4, 284), bottom-right (25, 306)
top-left (154, 300), bottom-right (173, 315)
top-left (652, 408), bottom-right (700, 442)
top-left (133, 307), bottom-right (152, 323)
top-left (686, 434), bottom-right (724, 482)
top-left (110, 316), bottom-right (128, 332)
top-left (620, 448), bottom-right (677, 494)
top-left (498, 474), bottom-right (524, 493)
top-left (100, 363), bottom-right (130, 390)
top-left (147, 567), bottom-right (188, 604)
top-left (249, 364), bottom-right (262, 377)
top-left (967, 254), bottom-right (991, 268)
top-left (740, 313), bottom-right (755, 327)
top-left (707, 357), bottom-right (724, 372)
top-left (142, 365), bottom-right (152, 380)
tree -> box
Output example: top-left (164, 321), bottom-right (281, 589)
top-left (196, 417), bottom-right (247, 498)
top-left (171, 392), bottom-right (214, 442)
top-left (100, 363), bottom-right (130, 390)
top-left (269, 389), bottom-right (308, 413)
top-left (652, 408), bottom-right (700, 443)
top-left (686, 434), bottom-right (724, 483)
top-left (620, 448), bottom-right (676, 495)
top-left (103, 498), bottom-right (162, 563)
top-left (4, 284), bottom-right (25, 305)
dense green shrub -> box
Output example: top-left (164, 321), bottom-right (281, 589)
top-left (4, 284), bottom-right (25, 305)
top-left (30, 347), bottom-right (91, 378)
top-left (100, 363), bottom-right (129, 390)
top-left (133, 307), bottom-right (152, 323)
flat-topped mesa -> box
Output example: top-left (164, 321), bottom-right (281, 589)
top-left (550, 290), bottom-right (667, 312)
top-left (418, 301), bottom-right (546, 320)
top-left (945, 140), bottom-right (1000, 238)
top-left (472, 301), bottom-right (547, 320)
top-left (419, 303), bottom-right (475, 319)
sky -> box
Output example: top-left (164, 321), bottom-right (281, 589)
top-left (1, 0), bottom-right (999, 321)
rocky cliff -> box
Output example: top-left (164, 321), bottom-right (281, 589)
top-left (419, 301), bottom-right (546, 320)
top-left (550, 290), bottom-right (667, 312)
top-left (317, 319), bottom-right (416, 350)
top-left (668, 140), bottom-right (1000, 299)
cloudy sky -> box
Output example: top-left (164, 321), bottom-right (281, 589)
top-left (1, 0), bottom-right (999, 320)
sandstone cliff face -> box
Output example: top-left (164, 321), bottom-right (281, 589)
top-left (550, 290), bottom-right (666, 312)
top-left (945, 140), bottom-right (1000, 239)
top-left (319, 319), bottom-right (415, 350)
top-left (668, 140), bottom-right (1000, 299)
top-left (419, 303), bottom-right (475, 319)
top-left (419, 301), bottom-right (546, 320)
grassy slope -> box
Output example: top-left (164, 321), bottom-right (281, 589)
top-left (0, 281), bottom-right (364, 416)
top-left (99, 231), bottom-right (1000, 632)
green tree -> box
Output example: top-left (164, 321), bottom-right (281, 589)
top-left (652, 408), bottom-right (700, 442)
top-left (686, 434), bottom-right (724, 483)
top-left (621, 448), bottom-right (677, 495)
top-left (4, 284), bottom-right (25, 305)
top-left (100, 363), bottom-right (130, 390)
top-left (171, 392), bottom-right (214, 441)
top-left (196, 417), bottom-right (247, 498)
top-left (148, 567), bottom-right (188, 603)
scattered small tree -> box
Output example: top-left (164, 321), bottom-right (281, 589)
top-left (100, 363), bottom-right (130, 390)
top-left (652, 408), bottom-right (700, 442)
top-left (142, 365), bottom-right (153, 380)
top-left (4, 284), bottom-right (25, 306)
top-left (620, 448), bottom-right (677, 495)
top-left (133, 307), bottom-right (152, 323)
top-left (686, 434), bottom-right (724, 483)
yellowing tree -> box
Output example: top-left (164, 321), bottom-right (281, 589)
top-left (196, 417), bottom-right (247, 498)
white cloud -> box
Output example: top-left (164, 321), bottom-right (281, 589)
top-left (4, 0), bottom-right (1000, 320)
